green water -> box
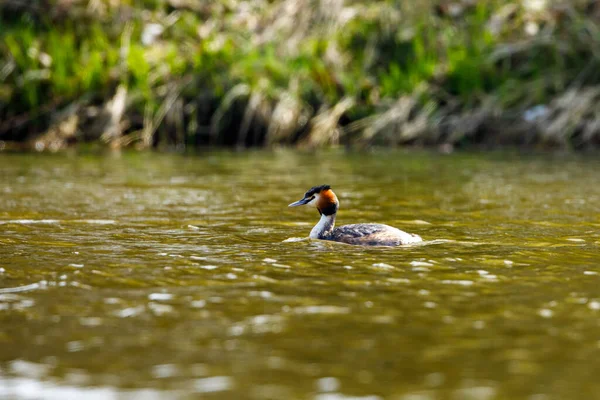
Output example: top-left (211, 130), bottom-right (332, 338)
top-left (1, 150), bottom-right (599, 400)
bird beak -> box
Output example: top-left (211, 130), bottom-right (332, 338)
top-left (288, 198), bottom-right (310, 207)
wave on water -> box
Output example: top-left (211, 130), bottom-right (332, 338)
top-left (0, 219), bottom-right (116, 225)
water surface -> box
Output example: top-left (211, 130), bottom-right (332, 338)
top-left (1, 150), bottom-right (599, 399)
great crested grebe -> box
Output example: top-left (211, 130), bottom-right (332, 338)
top-left (288, 185), bottom-right (422, 246)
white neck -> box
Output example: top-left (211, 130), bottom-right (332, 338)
top-left (310, 213), bottom-right (336, 239)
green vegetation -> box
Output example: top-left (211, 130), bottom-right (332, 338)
top-left (1, 0), bottom-right (600, 150)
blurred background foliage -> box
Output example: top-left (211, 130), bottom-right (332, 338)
top-left (1, 0), bottom-right (600, 150)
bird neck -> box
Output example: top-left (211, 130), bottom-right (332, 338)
top-left (310, 213), bottom-right (336, 239)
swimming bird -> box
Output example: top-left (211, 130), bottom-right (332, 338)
top-left (288, 185), bottom-right (422, 246)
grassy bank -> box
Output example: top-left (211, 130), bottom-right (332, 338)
top-left (1, 0), bottom-right (600, 151)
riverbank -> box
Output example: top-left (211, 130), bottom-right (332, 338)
top-left (2, 1), bottom-right (600, 151)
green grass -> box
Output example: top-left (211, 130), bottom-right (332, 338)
top-left (2, 0), bottom-right (600, 149)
